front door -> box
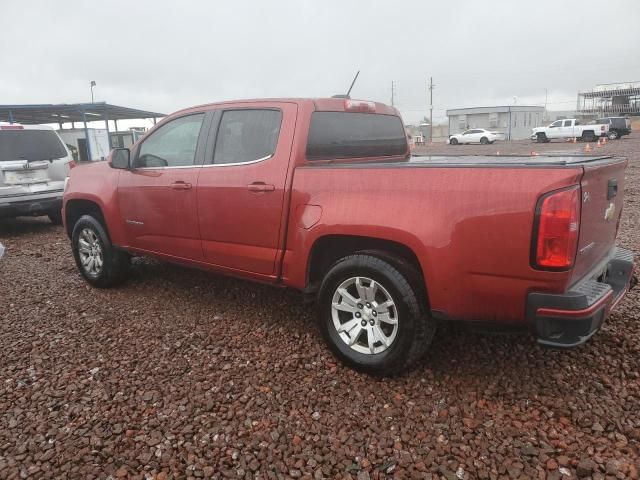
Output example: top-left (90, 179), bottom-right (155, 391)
top-left (196, 103), bottom-right (297, 276)
top-left (117, 112), bottom-right (208, 260)
top-left (547, 120), bottom-right (563, 139)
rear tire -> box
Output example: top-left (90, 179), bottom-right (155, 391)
top-left (317, 254), bottom-right (435, 376)
top-left (48, 210), bottom-right (63, 225)
top-left (71, 214), bottom-right (130, 288)
top-left (581, 131), bottom-right (596, 142)
top-left (480, 137), bottom-right (489, 145)
top-left (449, 138), bottom-right (458, 145)
top-left (608, 130), bottom-right (619, 140)
top-left (536, 133), bottom-right (548, 143)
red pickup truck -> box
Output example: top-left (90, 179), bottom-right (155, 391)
top-left (63, 98), bottom-right (636, 376)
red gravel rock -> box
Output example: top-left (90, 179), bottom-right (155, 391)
top-left (1, 137), bottom-right (639, 478)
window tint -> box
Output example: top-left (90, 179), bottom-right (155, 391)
top-left (135, 114), bottom-right (204, 168)
top-left (563, 120), bottom-right (573, 127)
top-left (306, 112), bottom-right (406, 160)
top-left (213, 109), bottom-right (282, 165)
top-left (551, 120), bottom-right (562, 127)
top-left (0, 129), bottom-right (67, 162)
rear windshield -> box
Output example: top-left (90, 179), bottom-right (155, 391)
top-left (0, 129), bottom-right (67, 162)
top-left (306, 112), bottom-right (407, 160)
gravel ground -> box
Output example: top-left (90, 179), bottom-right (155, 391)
top-left (1, 136), bottom-right (639, 480)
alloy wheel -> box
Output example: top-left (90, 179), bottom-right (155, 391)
top-left (331, 276), bottom-right (399, 354)
top-left (77, 228), bottom-right (104, 277)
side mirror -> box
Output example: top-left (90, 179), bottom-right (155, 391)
top-left (110, 148), bottom-right (130, 169)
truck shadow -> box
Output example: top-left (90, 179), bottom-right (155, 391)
top-left (126, 258), bottom-right (603, 393)
top-left (0, 217), bottom-right (59, 237)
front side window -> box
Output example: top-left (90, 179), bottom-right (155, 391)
top-left (135, 114), bottom-right (204, 168)
top-left (551, 120), bottom-right (562, 128)
top-left (213, 109), bottom-right (282, 165)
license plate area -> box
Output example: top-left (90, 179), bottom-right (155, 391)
top-left (3, 169), bottom-right (49, 185)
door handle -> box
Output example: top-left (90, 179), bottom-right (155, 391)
top-left (247, 182), bottom-right (275, 193)
top-left (170, 181), bottom-right (192, 190)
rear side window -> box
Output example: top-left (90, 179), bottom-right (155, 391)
top-left (0, 129), bottom-right (67, 162)
top-left (213, 109), bottom-right (282, 165)
top-left (306, 112), bottom-right (407, 160)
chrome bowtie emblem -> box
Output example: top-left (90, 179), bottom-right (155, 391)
top-left (604, 202), bottom-right (616, 221)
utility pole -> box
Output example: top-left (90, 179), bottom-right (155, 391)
top-left (428, 77), bottom-right (435, 144)
top-left (391, 81), bottom-right (395, 106)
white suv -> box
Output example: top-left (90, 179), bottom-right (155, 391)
top-left (0, 123), bottom-right (72, 224)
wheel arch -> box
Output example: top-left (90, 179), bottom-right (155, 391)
top-left (64, 199), bottom-right (107, 239)
top-left (306, 234), bottom-right (428, 301)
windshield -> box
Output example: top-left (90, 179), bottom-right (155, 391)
top-left (0, 129), bottom-right (67, 162)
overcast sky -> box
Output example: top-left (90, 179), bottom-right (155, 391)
top-left (1, 0), bottom-right (639, 126)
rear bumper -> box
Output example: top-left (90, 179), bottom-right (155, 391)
top-left (0, 194), bottom-right (62, 218)
top-left (527, 247), bottom-right (636, 348)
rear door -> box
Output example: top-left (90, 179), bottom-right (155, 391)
top-left (571, 158), bottom-right (627, 283)
top-left (196, 102), bottom-right (297, 275)
top-left (117, 112), bottom-right (209, 260)
top-left (560, 119), bottom-right (574, 138)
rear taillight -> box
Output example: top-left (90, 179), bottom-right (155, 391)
top-left (601, 125), bottom-right (606, 131)
top-left (0, 125), bottom-right (24, 130)
top-left (532, 186), bottom-right (580, 270)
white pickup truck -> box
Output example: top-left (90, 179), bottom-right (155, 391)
top-left (531, 118), bottom-right (609, 143)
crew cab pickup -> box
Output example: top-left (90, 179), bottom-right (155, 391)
top-left (531, 118), bottom-right (609, 143)
top-left (63, 98), bottom-right (636, 376)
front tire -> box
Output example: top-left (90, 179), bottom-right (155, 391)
top-left (317, 254), bottom-right (435, 376)
top-left (608, 130), bottom-right (619, 140)
top-left (449, 138), bottom-right (459, 145)
top-left (71, 215), bottom-right (130, 288)
top-left (536, 133), bottom-right (548, 143)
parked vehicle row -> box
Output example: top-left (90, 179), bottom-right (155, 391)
top-left (62, 97), bottom-right (636, 375)
top-left (0, 123), bottom-right (72, 224)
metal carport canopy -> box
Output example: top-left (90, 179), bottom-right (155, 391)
top-left (0, 102), bottom-right (165, 125)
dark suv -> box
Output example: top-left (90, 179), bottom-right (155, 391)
top-left (596, 117), bottom-right (632, 140)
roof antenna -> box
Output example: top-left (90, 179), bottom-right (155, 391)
top-left (332, 70), bottom-right (360, 99)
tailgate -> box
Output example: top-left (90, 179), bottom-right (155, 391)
top-left (571, 158), bottom-right (627, 283)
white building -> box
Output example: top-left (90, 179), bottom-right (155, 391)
top-left (446, 105), bottom-right (545, 140)
top-left (58, 128), bottom-right (110, 161)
